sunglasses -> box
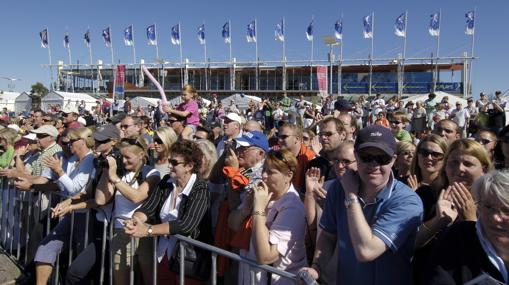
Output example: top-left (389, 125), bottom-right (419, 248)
top-left (389, 120), bottom-right (402, 125)
top-left (36, 134), bottom-right (50, 139)
top-left (302, 136), bottom-right (310, 141)
top-left (358, 152), bottom-right (393, 165)
top-left (168, 159), bottom-right (185, 167)
top-left (120, 124), bottom-right (133, 129)
top-left (153, 136), bottom-right (163, 144)
top-left (121, 138), bottom-right (144, 149)
top-left (417, 148), bottom-right (445, 160)
top-left (64, 138), bottom-right (81, 146)
top-left (94, 139), bottom-right (111, 145)
top-left (278, 134), bottom-right (294, 140)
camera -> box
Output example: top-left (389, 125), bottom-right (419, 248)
top-left (94, 147), bottom-right (125, 176)
top-left (223, 139), bottom-right (238, 155)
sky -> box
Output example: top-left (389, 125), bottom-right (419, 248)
top-left (0, 0), bottom-right (506, 97)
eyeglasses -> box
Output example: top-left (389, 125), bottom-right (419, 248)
top-left (480, 203), bottom-right (509, 218)
top-left (153, 136), bottom-right (163, 144)
top-left (36, 134), bottom-right (50, 139)
top-left (65, 138), bottom-right (81, 146)
top-left (389, 120), bottom-right (402, 125)
top-left (278, 134), bottom-right (294, 140)
top-left (94, 139), bottom-right (111, 145)
top-left (318, 131), bottom-right (338, 138)
top-left (358, 152), bottom-right (393, 165)
top-left (476, 138), bottom-right (494, 145)
top-left (120, 124), bottom-right (133, 129)
top-left (302, 136), bottom-right (310, 141)
top-left (168, 159), bottom-right (185, 167)
top-left (417, 148), bottom-right (445, 160)
top-left (332, 159), bottom-right (356, 166)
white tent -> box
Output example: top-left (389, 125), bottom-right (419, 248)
top-left (0, 91), bottom-right (20, 112)
top-left (41, 91), bottom-right (98, 112)
top-left (131, 97), bottom-right (160, 110)
top-left (14, 92), bottom-right (32, 114)
top-left (221, 93), bottom-right (262, 110)
top-left (401, 91), bottom-right (468, 107)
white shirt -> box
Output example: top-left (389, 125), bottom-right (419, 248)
top-left (450, 108), bottom-right (470, 127)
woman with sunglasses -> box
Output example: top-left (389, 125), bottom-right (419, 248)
top-left (393, 141), bottom-right (417, 189)
top-left (424, 170), bottom-right (509, 285)
top-left (474, 129), bottom-right (497, 162)
top-left (411, 134), bottom-right (448, 190)
top-left (106, 137), bottom-right (161, 285)
top-left (152, 127), bottom-right (178, 177)
top-left (123, 140), bottom-right (211, 284)
top-left (237, 149), bottom-right (306, 285)
top-left (413, 139), bottom-right (493, 283)
top-left (32, 127), bottom-right (96, 285)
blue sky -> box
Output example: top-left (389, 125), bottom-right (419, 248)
top-left (0, 0), bottom-right (505, 97)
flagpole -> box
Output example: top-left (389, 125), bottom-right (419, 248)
top-left (154, 23), bottom-right (159, 60)
top-left (310, 16), bottom-right (314, 92)
top-left (229, 20), bottom-right (234, 91)
top-left (254, 19), bottom-right (259, 91)
top-left (400, 11), bottom-right (408, 98)
top-left (468, 8), bottom-right (476, 97)
top-left (433, 10), bottom-right (441, 93)
top-left (203, 22), bottom-right (208, 90)
top-left (131, 24), bottom-right (137, 88)
top-left (179, 22), bottom-right (184, 88)
top-left (282, 18), bottom-right (286, 93)
top-left (368, 12), bottom-right (374, 97)
top-left (66, 33), bottom-right (74, 92)
top-left (338, 15), bottom-right (343, 97)
top-left (46, 28), bottom-right (54, 91)
top-left (109, 25), bottom-right (115, 66)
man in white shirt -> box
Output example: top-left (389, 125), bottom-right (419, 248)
top-left (450, 102), bottom-right (470, 138)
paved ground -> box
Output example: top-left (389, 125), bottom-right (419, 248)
top-left (0, 251), bottom-right (21, 285)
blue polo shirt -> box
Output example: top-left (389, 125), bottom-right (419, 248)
top-left (320, 174), bottom-right (423, 285)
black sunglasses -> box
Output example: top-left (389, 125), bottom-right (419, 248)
top-left (168, 159), bottom-right (185, 167)
top-left (358, 152), bottom-right (393, 165)
top-left (389, 120), bottom-right (402, 125)
top-left (94, 138), bottom-right (111, 145)
top-left (121, 138), bottom-right (144, 149)
top-left (36, 134), bottom-right (50, 139)
top-left (417, 148), bottom-right (444, 160)
top-left (153, 136), bottom-right (163, 144)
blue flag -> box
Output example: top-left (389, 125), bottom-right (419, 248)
top-left (171, 24), bottom-right (180, 45)
top-left (334, 20), bottom-right (343, 40)
top-left (222, 21), bottom-right (230, 44)
top-left (84, 30), bottom-right (91, 47)
top-left (306, 20), bottom-right (313, 41)
top-left (465, 10), bottom-right (475, 35)
top-left (275, 20), bottom-right (284, 41)
top-left (146, 24), bottom-right (156, 45)
top-left (394, 13), bottom-right (406, 37)
top-left (246, 21), bottom-right (256, 43)
top-left (429, 12), bottom-right (440, 37)
top-left (102, 27), bottom-right (111, 47)
top-left (363, 14), bottom-right (373, 39)
top-left (197, 24), bottom-right (205, 45)
top-left (63, 33), bottom-right (70, 49)
top-left (40, 29), bottom-right (49, 48)
top-left (124, 25), bottom-right (134, 46)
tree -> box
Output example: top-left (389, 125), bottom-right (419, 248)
top-left (30, 82), bottom-right (49, 98)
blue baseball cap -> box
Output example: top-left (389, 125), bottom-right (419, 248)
top-left (236, 131), bottom-right (269, 152)
top-left (354, 125), bottom-right (396, 156)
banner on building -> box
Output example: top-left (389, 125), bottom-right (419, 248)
top-left (114, 64), bottom-right (126, 100)
top-left (316, 65), bottom-right (328, 95)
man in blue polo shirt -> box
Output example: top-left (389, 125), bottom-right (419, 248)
top-left (301, 125), bottom-right (423, 284)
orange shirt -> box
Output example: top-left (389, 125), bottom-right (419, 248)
top-left (292, 144), bottom-right (316, 195)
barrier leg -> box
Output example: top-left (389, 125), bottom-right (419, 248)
top-left (16, 189), bottom-right (23, 260)
top-left (7, 180), bottom-right (14, 254)
top-left (99, 219), bottom-right (107, 285)
top-left (83, 210), bottom-right (90, 248)
top-left (179, 242), bottom-right (185, 285)
top-left (152, 237), bottom-right (157, 285)
top-left (211, 253), bottom-right (217, 285)
top-left (24, 192), bottom-right (33, 265)
top-left (129, 236), bottom-right (134, 285)
top-left (46, 193), bottom-right (52, 235)
top-left (109, 221), bottom-right (113, 285)
top-left (250, 267), bottom-right (256, 285)
top-left (68, 211), bottom-right (75, 267)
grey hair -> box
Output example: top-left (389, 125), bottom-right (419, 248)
top-left (472, 170), bottom-right (509, 208)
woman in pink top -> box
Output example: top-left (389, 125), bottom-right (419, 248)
top-left (164, 84), bottom-right (200, 140)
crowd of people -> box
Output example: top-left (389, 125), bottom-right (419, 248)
top-left (0, 84), bottom-right (508, 285)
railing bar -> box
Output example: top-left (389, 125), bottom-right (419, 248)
top-left (68, 211), bottom-right (75, 267)
top-left (211, 253), bottom-right (217, 285)
top-left (99, 218), bottom-right (107, 285)
top-left (129, 236), bottom-right (134, 285)
top-left (179, 242), bottom-right (184, 285)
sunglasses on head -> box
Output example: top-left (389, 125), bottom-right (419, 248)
top-left (121, 138), bottom-right (144, 149)
top-left (153, 136), bottom-right (163, 144)
top-left (417, 148), bottom-right (444, 160)
top-left (358, 152), bottom-right (393, 165)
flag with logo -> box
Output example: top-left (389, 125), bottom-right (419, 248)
top-left (63, 33), bottom-right (70, 48)
top-left (363, 14), bottom-right (373, 39)
top-left (275, 20), bottom-right (284, 41)
top-left (246, 21), bottom-right (256, 42)
top-left (222, 21), bottom-right (231, 44)
top-left (334, 20), bottom-right (343, 40)
top-left (84, 29), bottom-right (91, 47)
top-left (124, 25), bottom-right (134, 46)
top-left (306, 20), bottom-right (314, 41)
top-left (394, 13), bottom-right (406, 37)
top-left (171, 24), bottom-right (180, 45)
top-left (146, 24), bottom-right (156, 45)
top-left (40, 29), bottom-right (49, 48)
top-left (465, 10), bottom-right (475, 35)
top-left (114, 64), bottom-right (126, 99)
top-left (429, 12), bottom-right (440, 37)
top-left (102, 27), bottom-right (112, 47)
top-left (197, 24), bottom-right (205, 45)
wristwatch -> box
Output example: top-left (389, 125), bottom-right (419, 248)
top-left (147, 225), bottom-right (153, 237)
top-left (344, 196), bottom-right (359, 208)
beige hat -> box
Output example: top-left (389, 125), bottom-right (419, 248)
top-left (31, 125), bottom-right (59, 137)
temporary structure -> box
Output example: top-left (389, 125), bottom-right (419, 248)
top-left (131, 96), bottom-right (160, 110)
top-left (14, 92), bottom-right (32, 114)
top-left (41, 91), bottom-right (98, 112)
top-left (0, 91), bottom-right (21, 112)
top-left (221, 93), bottom-right (262, 110)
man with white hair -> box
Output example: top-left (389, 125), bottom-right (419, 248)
top-left (216, 113), bottom-right (243, 157)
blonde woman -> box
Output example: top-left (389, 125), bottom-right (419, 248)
top-left (0, 128), bottom-right (18, 168)
top-left (394, 141), bottom-right (417, 189)
top-left (153, 127), bottom-right (178, 177)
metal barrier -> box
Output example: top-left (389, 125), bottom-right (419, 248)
top-left (0, 176), bottom-right (317, 285)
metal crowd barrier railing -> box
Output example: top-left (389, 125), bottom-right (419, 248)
top-left (0, 176), bottom-right (317, 285)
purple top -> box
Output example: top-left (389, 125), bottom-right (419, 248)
top-left (177, 100), bottom-right (200, 126)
